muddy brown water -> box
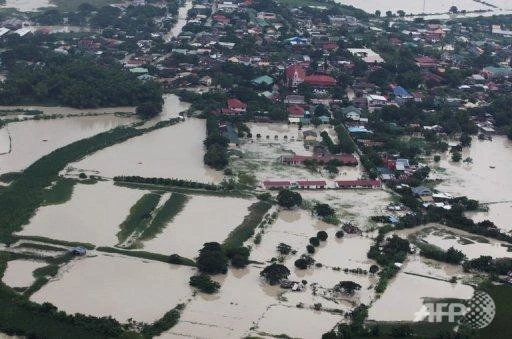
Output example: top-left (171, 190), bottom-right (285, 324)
top-left (2, 260), bottom-right (46, 288)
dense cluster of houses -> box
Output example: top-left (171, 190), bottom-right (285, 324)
top-left (262, 179), bottom-right (381, 190)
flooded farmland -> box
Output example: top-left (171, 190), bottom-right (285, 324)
top-left (142, 195), bottom-right (254, 258)
top-left (433, 136), bottom-right (512, 232)
top-left (1, 0), bottom-right (54, 12)
top-left (17, 181), bottom-right (146, 247)
top-left (368, 273), bottom-right (474, 322)
top-left (0, 115), bottom-right (135, 175)
top-left (31, 254), bottom-right (195, 323)
top-left (69, 118), bottom-right (223, 183)
top-left (2, 260), bottom-right (46, 288)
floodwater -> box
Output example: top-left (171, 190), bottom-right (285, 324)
top-left (0, 106), bottom-right (134, 115)
top-left (0, 115), bottom-right (135, 175)
top-left (70, 118), bottom-right (223, 183)
top-left (434, 137), bottom-right (512, 232)
top-left (2, 260), bottom-right (46, 288)
top-left (368, 273), bottom-right (474, 322)
top-left (160, 93), bottom-right (191, 120)
top-left (0, 128), bottom-right (9, 154)
top-left (255, 305), bottom-right (341, 338)
top-left (335, 0), bottom-right (503, 14)
top-left (31, 254), bottom-right (195, 323)
top-left (1, 0), bottom-right (54, 12)
top-left (165, 0), bottom-right (193, 41)
top-left (17, 181), bottom-right (146, 247)
top-left (143, 195), bottom-right (254, 258)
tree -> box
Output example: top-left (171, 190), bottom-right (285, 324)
top-left (317, 231), bottom-right (328, 241)
top-left (334, 281), bottom-right (362, 295)
top-left (314, 104), bottom-right (329, 117)
top-left (433, 155), bottom-right (441, 162)
top-left (463, 157), bottom-right (473, 165)
top-left (189, 274), bottom-right (220, 294)
top-left (295, 255), bottom-right (315, 269)
top-left (226, 246), bottom-right (250, 268)
top-left (309, 237), bottom-right (320, 247)
top-left (335, 230), bottom-right (344, 238)
top-left (311, 116), bottom-right (322, 127)
top-left (369, 264), bottom-right (379, 274)
top-left (277, 243), bottom-right (292, 255)
top-left (449, 6), bottom-right (458, 14)
top-left (451, 151), bottom-right (462, 162)
top-left (375, 10), bottom-right (381, 17)
top-left (277, 189), bottom-right (302, 209)
top-left (460, 133), bottom-right (472, 147)
top-left (314, 203), bottom-right (335, 218)
top-left (197, 242), bottom-right (228, 274)
top-left (306, 245), bottom-right (315, 254)
top-left (260, 263), bottom-right (290, 285)
top-left (397, 10), bottom-right (405, 17)
top-left (386, 11), bottom-right (393, 17)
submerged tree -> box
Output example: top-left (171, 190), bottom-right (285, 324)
top-left (260, 263), bottom-right (290, 285)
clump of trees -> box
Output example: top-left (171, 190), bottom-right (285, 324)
top-left (260, 263), bottom-right (290, 285)
top-left (197, 242), bottom-right (228, 274)
top-left (419, 245), bottom-right (466, 264)
top-left (277, 189), bottom-right (302, 208)
top-left (203, 115), bottom-right (229, 170)
top-left (334, 281), bottom-right (362, 295)
top-left (295, 255), bottom-right (315, 270)
top-left (189, 274), bottom-right (220, 294)
top-left (277, 243), bottom-right (292, 255)
top-left (225, 246), bottom-right (250, 268)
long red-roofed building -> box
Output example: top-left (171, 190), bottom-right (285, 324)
top-left (297, 180), bottom-right (326, 189)
top-left (335, 179), bottom-right (381, 189)
top-left (263, 180), bottom-right (291, 189)
top-left (281, 154), bottom-right (357, 166)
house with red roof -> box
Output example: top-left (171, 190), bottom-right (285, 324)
top-left (287, 105), bottom-right (305, 117)
top-left (221, 98), bottom-right (247, 115)
top-left (415, 56), bottom-right (438, 69)
top-left (336, 179), bottom-right (381, 189)
top-left (304, 74), bottom-right (336, 87)
top-left (263, 181), bottom-right (291, 189)
top-left (285, 63), bottom-right (336, 88)
top-left (297, 180), bottom-right (326, 189)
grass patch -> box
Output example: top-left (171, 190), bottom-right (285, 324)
top-left (0, 172), bottom-right (21, 183)
top-left (114, 181), bottom-right (253, 198)
top-left (22, 277), bottom-right (49, 297)
top-left (96, 246), bottom-right (196, 267)
top-left (42, 177), bottom-right (76, 206)
top-left (11, 236), bottom-right (95, 250)
top-left (141, 303), bottom-right (185, 337)
top-left (116, 193), bottom-right (161, 244)
top-left (222, 201), bottom-right (272, 250)
top-left (15, 242), bottom-right (67, 252)
top-left (139, 193), bottom-right (189, 241)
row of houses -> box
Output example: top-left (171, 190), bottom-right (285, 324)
top-left (280, 154), bottom-right (358, 166)
top-left (263, 179), bottom-right (381, 190)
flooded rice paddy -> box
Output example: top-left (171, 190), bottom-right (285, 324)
top-left (69, 118), bottom-right (223, 183)
top-left (433, 137), bottom-right (512, 233)
top-left (31, 254), bottom-right (195, 323)
top-left (2, 260), bottom-right (46, 288)
top-left (142, 195), bottom-right (254, 258)
top-left (17, 181), bottom-right (145, 246)
top-left (368, 272), bottom-right (474, 321)
top-left (0, 115), bottom-right (135, 175)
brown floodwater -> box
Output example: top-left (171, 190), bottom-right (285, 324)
top-left (434, 136), bottom-right (512, 232)
top-left (165, 0), bottom-right (194, 41)
top-left (2, 260), bottom-right (46, 288)
top-left (31, 254), bottom-right (195, 323)
top-left (17, 181), bottom-right (145, 246)
top-left (142, 195), bottom-right (254, 258)
top-left (0, 115), bottom-right (135, 174)
top-left (0, 105), bottom-right (135, 115)
top-left (70, 118), bottom-right (223, 183)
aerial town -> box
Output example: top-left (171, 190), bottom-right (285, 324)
top-left (0, 0), bottom-right (511, 338)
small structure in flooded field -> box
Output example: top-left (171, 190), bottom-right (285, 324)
top-left (280, 279), bottom-right (305, 291)
top-left (69, 247), bottom-right (87, 256)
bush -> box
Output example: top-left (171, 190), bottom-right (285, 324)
top-left (189, 274), bottom-right (220, 294)
top-left (295, 258), bottom-right (308, 269)
top-left (277, 243), bottom-right (292, 255)
top-left (369, 264), bottom-right (379, 274)
top-left (78, 172), bottom-right (87, 179)
top-left (317, 231), bottom-right (328, 241)
top-left (335, 230), bottom-right (344, 238)
top-left (306, 245), bottom-right (315, 254)
top-left (309, 237), bottom-right (320, 247)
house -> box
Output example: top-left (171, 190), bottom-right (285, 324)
top-left (415, 56), bottom-right (438, 68)
top-left (263, 180), bottom-right (291, 189)
top-left (336, 180), bottom-right (381, 189)
top-left (199, 76), bottom-right (212, 86)
top-left (341, 106), bottom-right (362, 120)
top-left (347, 48), bottom-right (384, 64)
top-left (285, 63), bottom-right (336, 87)
top-left (281, 154), bottom-right (358, 166)
top-left (395, 159), bottom-right (410, 171)
top-left (284, 95), bottom-right (305, 105)
top-left (70, 247), bottom-right (87, 256)
top-left (366, 94), bottom-right (387, 109)
top-left (412, 186), bottom-right (432, 197)
top-left (287, 105), bottom-right (305, 117)
top-left (222, 98), bottom-right (247, 115)
top-left (392, 86), bottom-right (413, 105)
top-left (304, 74), bottom-right (337, 87)
top-left (252, 75), bottom-right (274, 86)
top-left (482, 66), bottom-right (512, 79)
top-left (297, 180), bottom-right (326, 189)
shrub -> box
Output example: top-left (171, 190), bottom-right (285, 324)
top-left (295, 258), bottom-right (308, 269)
top-left (335, 230), bottom-right (344, 238)
top-left (369, 264), bottom-right (379, 274)
top-left (277, 243), bottom-right (292, 255)
top-left (189, 274), bottom-right (220, 294)
top-left (306, 245), bottom-right (315, 254)
top-left (309, 237), bottom-right (320, 247)
top-left (317, 231), bottom-right (328, 241)
top-left (78, 172), bottom-right (87, 179)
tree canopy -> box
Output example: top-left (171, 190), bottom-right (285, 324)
top-left (260, 263), bottom-right (290, 285)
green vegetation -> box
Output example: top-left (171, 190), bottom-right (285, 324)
top-left (417, 244), bottom-right (466, 264)
top-left (276, 189), bottom-right (302, 209)
top-left (139, 193), bottom-right (189, 241)
top-left (204, 115), bottom-right (229, 170)
top-left (0, 52), bottom-right (162, 117)
top-left (141, 303), bottom-right (185, 337)
top-left (260, 263), bottom-right (290, 285)
top-left (114, 176), bottom-right (220, 191)
top-left (96, 247), bottom-right (196, 267)
top-left (197, 242), bottom-right (228, 275)
top-left (116, 193), bottom-right (161, 244)
top-left (114, 181), bottom-right (251, 198)
top-left (222, 201), bottom-right (272, 250)
top-left (12, 236), bottom-right (95, 250)
top-left (49, 0), bottom-right (118, 11)
top-left (189, 274), bottom-right (221, 294)
top-left (41, 177), bottom-right (76, 206)
top-left (0, 172), bottom-right (21, 183)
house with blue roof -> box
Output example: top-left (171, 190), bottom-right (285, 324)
top-left (392, 86), bottom-right (413, 105)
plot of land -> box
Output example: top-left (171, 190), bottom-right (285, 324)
top-left (142, 195), bottom-right (254, 258)
top-left (31, 254), bottom-right (194, 323)
top-left (17, 181), bottom-right (146, 247)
